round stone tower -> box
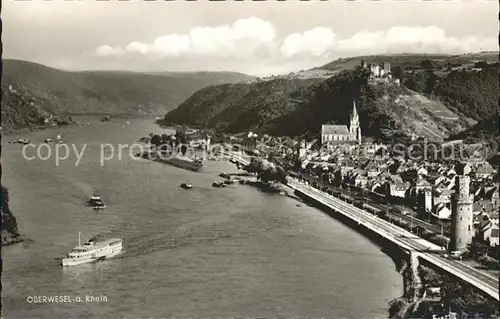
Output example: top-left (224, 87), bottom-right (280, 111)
top-left (450, 163), bottom-right (474, 252)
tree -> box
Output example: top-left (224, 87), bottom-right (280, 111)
top-left (244, 158), bottom-right (287, 183)
top-left (424, 70), bottom-right (437, 94)
top-left (421, 59), bottom-right (434, 70)
top-left (161, 134), bottom-right (169, 144)
top-left (275, 165), bottom-right (288, 183)
top-left (474, 61), bottom-right (489, 69)
top-left (467, 241), bottom-right (490, 260)
top-left (151, 134), bottom-right (162, 147)
top-left (392, 66), bottom-right (405, 80)
top-left (244, 158), bottom-right (264, 174)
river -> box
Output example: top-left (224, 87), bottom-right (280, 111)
top-left (2, 117), bottom-right (402, 318)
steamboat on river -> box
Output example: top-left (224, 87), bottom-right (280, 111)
top-left (61, 233), bottom-right (123, 267)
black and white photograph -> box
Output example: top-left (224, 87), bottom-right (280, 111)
top-left (1, 1), bottom-right (499, 318)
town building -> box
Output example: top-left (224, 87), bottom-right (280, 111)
top-left (450, 163), bottom-right (474, 252)
top-left (477, 213), bottom-right (499, 247)
top-left (321, 100), bottom-right (361, 146)
top-left (434, 203), bottom-right (452, 220)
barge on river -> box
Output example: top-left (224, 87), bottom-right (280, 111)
top-left (138, 149), bottom-right (203, 172)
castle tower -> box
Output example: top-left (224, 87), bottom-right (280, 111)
top-left (450, 163), bottom-right (474, 253)
top-left (383, 61), bottom-right (391, 74)
top-left (424, 188), bottom-right (433, 212)
top-left (349, 100), bottom-right (361, 143)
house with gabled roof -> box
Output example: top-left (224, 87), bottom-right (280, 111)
top-left (433, 202), bottom-right (452, 220)
top-left (417, 166), bottom-right (428, 177)
top-left (484, 186), bottom-right (499, 207)
top-left (388, 180), bottom-right (410, 199)
top-left (445, 167), bottom-right (456, 177)
top-left (433, 188), bottom-right (452, 206)
top-left (474, 162), bottom-right (496, 179)
top-left (477, 217), bottom-right (500, 247)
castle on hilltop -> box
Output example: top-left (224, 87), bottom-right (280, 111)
top-left (321, 100), bottom-right (361, 146)
top-left (361, 60), bottom-right (400, 85)
top-left (361, 60), bottom-right (392, 78)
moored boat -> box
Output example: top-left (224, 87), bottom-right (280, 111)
top-left (180, 183), bottom-right (193, 189)
top-left (219, 172), bottom-right (231, 179)
top-left (212, 181), bottom-right (227, 188)
top-left (61, 233), bottom-right (123, 267)
top-left (88, 194), bottom-right (107, 209)
top-left (158, 156), bottom-right (203, 172)
top-left (138, 149), bottom-right (204, 172)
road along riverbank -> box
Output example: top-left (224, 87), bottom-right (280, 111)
top-left (284, 178), bottom-right (499, 317)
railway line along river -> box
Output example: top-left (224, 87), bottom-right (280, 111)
top-left (2, 116), bottom-right (402, 318)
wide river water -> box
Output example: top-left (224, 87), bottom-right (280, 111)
top-left (2, 117), bottom-right (402, 318)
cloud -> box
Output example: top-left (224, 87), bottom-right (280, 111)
top-left (90, 18), bottom-right (497, 75)
top-left (280, 27), bottom-right (336, 58)
top-left (93, 17), bottom-right (276, 59)
top-left (280, 25), bottom-right (497, 58)
top-left (94, 45), bottom-right (125, 57)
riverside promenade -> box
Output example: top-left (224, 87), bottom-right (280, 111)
top-left (286, 177), bottom-right (499, 301)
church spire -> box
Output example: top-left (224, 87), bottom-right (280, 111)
top-left (352, 100), bottom-right (357, 116)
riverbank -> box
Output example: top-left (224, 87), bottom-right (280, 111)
top-left (1, 232), bottom-right (24, 246)
top-left (219, 171), bottom-right (292, 193)
top-left (1, 121), bottom-right (75, 136)
top-left (1, 186), bottom-right (24, 247)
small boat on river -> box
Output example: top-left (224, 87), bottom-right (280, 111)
top-left (87, 194), bottom-right (107, 209)
top-left (180, 183), bottom-right (193, 189)
top-left (212, 181), bottom-right (227, 188)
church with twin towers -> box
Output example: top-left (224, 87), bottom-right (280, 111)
top-left (321, 100), bottom-right (362, 146)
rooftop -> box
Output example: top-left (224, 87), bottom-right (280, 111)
top-left (322, 124), bottom-right (349, 135)
top-left (455, 163), bottom-right (471, 175)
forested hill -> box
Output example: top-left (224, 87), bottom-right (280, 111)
top-left (163, 53), bottom-right (498, 142)
top-left (403, 63), bottom-right (498, 121)
top-left (1, 59), bottom-right (254, 130)
top-left (163, 78), bottom-right (324, 132)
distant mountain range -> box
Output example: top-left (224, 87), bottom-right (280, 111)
top-left (3, 52), bottom-right (498, 143)
top-left (163, 52), bottom-right (498, 144)
top-left (1, 59), bottom-right (254, 130)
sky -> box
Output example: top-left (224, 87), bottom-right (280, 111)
top-left (3, 1), bottom-right (498, 76)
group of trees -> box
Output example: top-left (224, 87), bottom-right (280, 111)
top-left (415, 265), bottom-right (499, 318)
top-left (244, 158), bottom-right (287, 183)
top-left (150, 129), bottom-right (189, 155)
